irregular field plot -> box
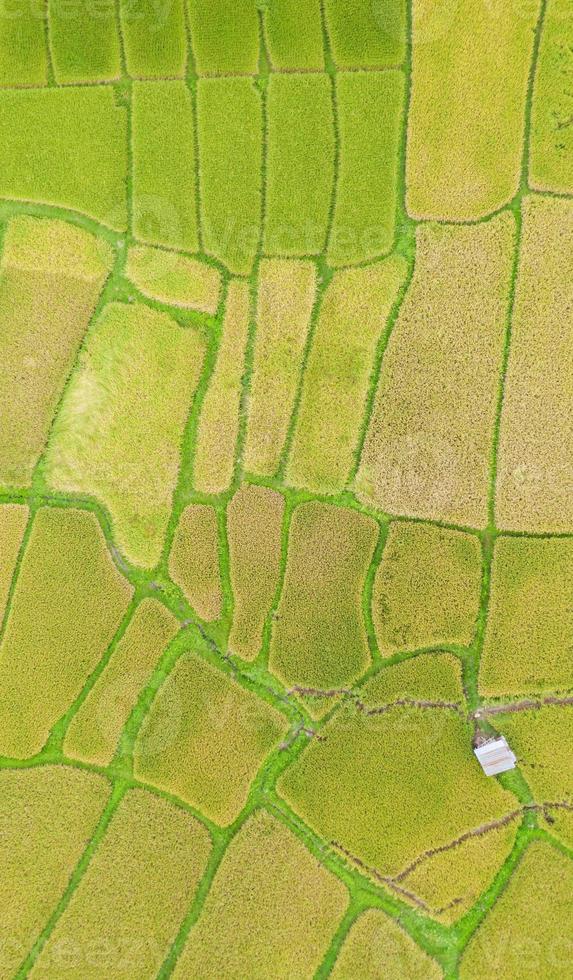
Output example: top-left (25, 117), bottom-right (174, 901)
top-left (168, 503), bottom-right (222, 621)
top-left (530, 0), bottom-right (573, 194)
top-left (30, 788), bottom-right (211, 979)
top-left (356, 214), bottom-right (515, 527)
top-left (372, 521), bottom-right (482, 656)
top-left (119, 0), bottom-right (187, 78)
top-left (173, 809), bottom-right (348, 980)
top-left (132, 81), bottom-right (198, 254)
top-left (459, 842), bottom-right (573, 980)
top-left (0, 765), bottom-right (109, 977)
top-left (495, 196), bottom-right (573, 532)
top-left (287, 257), bottom-right (407, 494)
top-left (263, 0), bottom-right (324, 70)
top-left (328, 71), bottom-right (405, 266)
top-left (48, 0), bottom-right (121, 84)
top-left (134, 652), bottom-right (288, 824)
top-left (269, 501), bottom-right (378, 691)
top-left (494, 706), bottom-right (573, 803)
top-left (197, 77), bottom-right (263, 275)
top-left (331, 908), bottom-right (441, 980)
top-left (227, 484), bottom-right (285, 661)
top-left (0, 504), bottom-right (28, 621)
top-left (0, 88), bottom-right (127, 227)
top-left (406, 0), bottom-right (539, 219)
top-left (44, 302), bottom-right (206, 568)
top-left (192, 280), bottom-right (251, 495)
top-left (278, 683), bottom-right (515, 877)
top-left (264, 73), bottom-right (335, 256)
top-left (243, 258), bottom-right (316, 477)
top-left (361, 651), bottom-right (464, 708)
top-left (64, 599), bottom-right (179, 767)
top-left (0, 216), bottom-right (112, 488)
top-left (126, 245), bottom-right (221, 314)
top-left (481, 536), bottom-right (573, 697)
top-left (0, 507), bottom-right (132, 759)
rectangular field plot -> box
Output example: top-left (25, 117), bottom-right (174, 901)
top-left (192, 280), bottom-right (251, 495)
top-left (328, 71), bottom-right (405, 266)
top-left (134, 653), bottom-right (287, 824)
top-left (372, 521), bottom-right (482, 656)
top-left (173, 810), bottom-right (347, 980)
top-left (64, 599), bottom-right (179, 767)
top-left (132, 81), bottom-right (199, 253)
top-left (0, 88), bottom-right (127, 227)
top-left (264, 74), bottom-right (335, 256)
top-left (197, 77), bottom-right (263, 275)
top-left (0, 508), bottom-right (132, 759)
top-left (29, 788), bottom-right (212, 980)
top-left (0, 216), bottom-right (112, 489)
top-left (494, 705), bottom-right (573, 803)
top-left (323, 0), bottom-right (406, 68)
top-left (227, 485), bottom-right (285, 661)
top-left (495, 196), bottom-right (573, 532)
top-left (481, 536), bottom-right (573, 698)
top-left (243, 258), bottom-right (316, 476)
top-left (0, 1), bottom-right (48, 86)
top-left (269, 501), bottom-right (378, 690)
top-left (0, 766), bottom-right (109, 977)
top-left (264, 0), bottom-right (324, 70)
top-left (49, 0), bottom-right (121, 83)
top-left (406, 0), bottom-right (539, 219)
top-left (187, 0), bottom-right (260, 75)
top-left (168, 504), bottom-right (222, 621)
top-left (356, 214), bottom-right (515, 527)
top-left (0, 505), bottom-right (28, 623)
top-left (287, 257), bottom-right (406, 494)
top-left (530, 0), bottom-right (573, 194)
top-left (126, 246), bottom-right (221, 313)
top-left (45, 302), bottom-right (206, 568)
top-left (120, 0), bottom-right (187, 78)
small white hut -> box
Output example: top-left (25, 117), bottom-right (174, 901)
top-left (474, 736), bottom-right (517, 776)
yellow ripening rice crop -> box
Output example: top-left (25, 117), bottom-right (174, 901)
top-left (0, 216), bottom-right (112, 488)
top-left (173, 809), bottom-right (348, 980)
top-left (168, 504), bottom-right (222, 621)
top-left (287, 257), bottom-right (407, 494)
top-left (29, 788), bottom-right (212, 980)
top-left (356, 213), bottom-right (515, 527)
top-left (494, 705), bottom-right (573, 803)
top-left (193, 280), bottom-right (251, 495)
top-left (331, 909), bottom-right (441, 980)
top-left (243, 258), bottom-right (316, 477)
top-left (278, 660), bottom-right (515, 877)
top-left (44, 303), bottom-right (206, 568)
top-left (372, 521), bottom-right (482, 656)
top-left (406, 0), bottom-right (539, 220)
top-left (361, 652), bottom-right (464, 708)
top-left (0, 504), bottom-right (28, 622)
top-left (269, 501), bottom-right (378, 690)
top-left (0, 765), bottom-right (110, 977)
top-left (459, 842), bottom-right (573, 980)
top-left (0, 507), bottom-right (133, 759)
top-left (227, 484), bottom-right (285, 661)
top-left (134, 652), bottom-right (288, 825)
top-left (126, 246), bottom-right (221, 315)
top-left (481, 535), bottom-right (573, 698)
top-left (495, 196), bottom-right (573, 532)
top-left (64, 599), bottom-right (179, 767)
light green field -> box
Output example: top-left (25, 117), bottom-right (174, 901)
top-left (1, 2), bottom-right (571, 977)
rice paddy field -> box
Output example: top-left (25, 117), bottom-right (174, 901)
top-left (1, 0), bottom-right (572, 977)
